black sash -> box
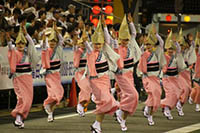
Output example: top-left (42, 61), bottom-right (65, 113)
top-left (16, 64), bottom-right (32, 73)
top-left (124, 58), bottom-right (134, 69)
top-left (47, 60), bottom-right (61, 71)
top-left (147, 62), bottom-right (159, 72)
top-left (79, 59), bottom-right (87, 68)
top-left (95, 61), bottom-right (109, 73)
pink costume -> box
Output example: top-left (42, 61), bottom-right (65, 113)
top-left (178, 42), bottom-right (197, 103)
top-left (138, 34), bottom-right (166, 112)
top-left (104, 22), bottom-right (141, 115)
top-left (85, 41), bottom-right (119, 115)
top-left (8, 34), bottom-right (39, 119)
top-left (161, 52), bottom-right (186, 109)
top-left (73, 46), bottom-right (92, 103)
top-left (190, 48), bottom-right (200, 104)
top-left (42, 34), bottom-right (64, 106)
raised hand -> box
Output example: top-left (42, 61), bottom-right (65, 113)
top-left (21, 25), bottom-right (27, 35)
top-left (127, 13), bottom-right (133, 23)
top-left (101, 14), bottom-right (106, 27)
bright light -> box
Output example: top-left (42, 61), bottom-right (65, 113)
top-left (166, 15), bottom-right (172, 22)
top-left (91, 18), bottom-right (99, 27)
top-left (105, 5), bottom-right (113, 14)
top-left (105, 19), bottom-right (112, 24)
top-left (184, 16), bottom-right (191, 22)
top-left (92, 5), bottom-right (101, 15)
top-left (107, 16), bottom-right (113, 20)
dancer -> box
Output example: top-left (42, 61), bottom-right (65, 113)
top-left (177, 29), bottom-right (197, 116)
top-left (7, 25), bottom-right (39, 129)
top-left (138, 24), bottom-right (166, 125)
top-left (41, 23), bottom-right (64, 122)
top-left (74, 26), bottom-right (92, 117)
top-left (85, 17), bottom-right (119, 133)
top-left (103, 14), bottom-right (141, 131)
top-left (161, 30), bottom-right (186, 120)
top-left (189, 32), bottom-right (200, 112)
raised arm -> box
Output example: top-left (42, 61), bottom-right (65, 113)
top-left (84, 41), bottom-right (93, 54)
top-left (128, 13), bottom-right (136, 39)
top-left (156, 33), bottom-right (164, 49)
top-left (6, 32), bottom-right (17, 73)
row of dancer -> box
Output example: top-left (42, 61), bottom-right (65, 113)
top-left (7, 22), bottom-right (65, 128)
top-left (74, 13), bottom-right (141, 133)
top-left (7, 12), bottom-right (200, 132)
top-left (74, 13), bottom-right (200, 133)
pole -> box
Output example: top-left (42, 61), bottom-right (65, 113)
top-left (177, 13), bottom-right (181, 32)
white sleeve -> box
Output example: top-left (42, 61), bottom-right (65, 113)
top-left (84, 41), bottom-right (93, 54)
top-left (156, 33), bottom-right (164, 49)
top-left (26, 34), bottom-right (40, 68)
top-left (129, 22), bottom-right (136, 39)
top-left (175, 42), bottom-right (181, 53)
top-left (57, 33), bottom-right (64, 46)
top-left (104, 27), bottom-right (111, 44)
top-left (7, 41), bottom-right (14, 50)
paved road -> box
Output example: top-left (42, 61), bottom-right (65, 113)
top-left (0, 102), bottom-right (199, 133)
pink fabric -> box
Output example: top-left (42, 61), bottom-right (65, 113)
top-left (142, 76), bottom-right (162, 112)
top-left (8, 50), bottom-right (23, 73)
top-left (73, 48), bottom-right (84, 68)
top-left (161, 54), bottom-right (182, 109)
top-left (11, 75), bottom-right (33, 119)
top-left (195, 54), bottom-right (200, 78)
top-left (161, 76), bottom-right (182, 109)
top-left (190, 82), bottom-right (200, 104)
top-left (43, 72), bottom-right (64, 106)
top-left (90, 74), bottom-right (118, 115)
top-left (41, 48), bottom-right (54, 69)
top-left (178, 70), bottom-right (191, 103)
top-left (75, 70), bottom-right (92, 103)
top-left (115, 72), bottom-right (138, 115)
top-left (138, 51), bottom-right (151, 74)
top-left (114, 46), bottom-right (127, 69)
top-left (87, 51), bottom-right (98, 77)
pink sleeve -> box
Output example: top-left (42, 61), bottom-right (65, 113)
top-left (195, 54), bottom-right (200, 78)
top-left (73, 48), bottom-right (83, 68)
top-left (138, 52), bottom-right (148, 74)
top-left (87, 52), bottom-right (97, 77)
top-left (7, 50), bottom-right (17, 73)
top-left (41, 50), bottom-right (51, 69)
top-left (115, 48), bottom-right (124, 70)
top-left (162, 55), bottom-right (169, 73)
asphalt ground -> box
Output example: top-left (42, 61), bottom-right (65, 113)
top-left (0, 102), bottom-right (199, 133)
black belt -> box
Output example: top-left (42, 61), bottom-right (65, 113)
top-left (16, 68), bottom-right (32, 73)
top-left (47, 64), bottom-right (61, 70)
top-left (147, 67), bottom-right (159, 72)
top-left (96, 66), bottom-right (109, 73)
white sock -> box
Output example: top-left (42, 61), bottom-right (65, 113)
top-left (144, 106), bottom-right (149, 112)
top-left (93, 120), bottom-right (101, 129)
top-left (118, 109), bottom-right (124, 119)
top-left (164, 106), bottom-right (169, 111)
top-left (196, 104), bottom-right (200, 108)
top-left (16, 114), bottom-right (22, 122)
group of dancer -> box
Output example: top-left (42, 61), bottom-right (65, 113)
top-left (7, 12), bottom-right (200, 133)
